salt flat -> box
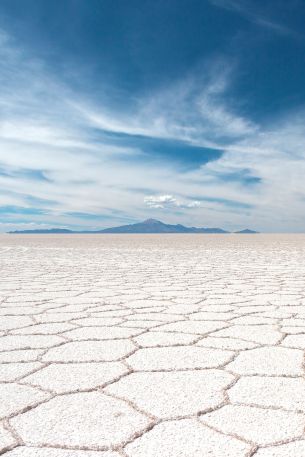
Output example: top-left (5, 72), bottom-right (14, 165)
top-left (0, 234), bottom-right (305, 456)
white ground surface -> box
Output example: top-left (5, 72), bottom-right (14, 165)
top-left (0, 234), bottom-right (305, 456)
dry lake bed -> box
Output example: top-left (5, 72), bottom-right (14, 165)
top-left (0, 234), bottom-right (305, 456)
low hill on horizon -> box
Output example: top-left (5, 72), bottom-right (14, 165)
top-left (234, 229), bottom-right (258, 234)
top-left (8, 218), bottom-right (258, 234)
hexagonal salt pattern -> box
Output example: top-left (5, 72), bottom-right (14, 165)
top-left (23, 362), bottom-right (128, 393)
top-left (126, 346), bottom-right (234, 370)
top-left (229, 376), bottom-right (305, 412)
top-left (0, 384), bottom-right (50, 419)
top-left (227, 347), bottom-right (304, 376)
top-left (125, 419), bottom-right (252, 456)
top-left (201, 404), bottom-right (305, 445)
top-left (10, 391), bottom-right (151, 448)
top-left (255, 441), bottom-right (305, 456)
top-left (0, 362), bottom-right (42, 382)
top-left (42, 339), bottom-right (136, 362)
top-left (1, 234), bottom-right (305, 455)
top-left (105, 369), bottom-right (234, 418)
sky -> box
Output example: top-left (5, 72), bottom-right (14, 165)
top-left (0, 0), bottom-right (305, 232)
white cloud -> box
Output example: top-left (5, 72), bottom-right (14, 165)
top-left (144, 195), bottom-right (178, 209)
top-left (144, 195), bottom-right (201, 209)
top-left (186, 200), bottom-right (201, 208)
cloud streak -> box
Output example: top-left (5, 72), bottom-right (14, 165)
top-left (208, 0), bottom-right (298, 37)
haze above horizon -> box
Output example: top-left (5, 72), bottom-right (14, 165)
top-left (1, 0), bottom-right (305, 233)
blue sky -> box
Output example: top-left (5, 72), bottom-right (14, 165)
top-left (0, 0), bottom-right (305, 232)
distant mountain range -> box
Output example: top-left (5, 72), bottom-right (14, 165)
top-left (9, 219), bottom-right (258, 234)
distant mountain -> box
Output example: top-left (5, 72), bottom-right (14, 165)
top-left (9, 228), bottom-right (74, 234)
top-left (9, 219), bottom-right (257, 234)
top-left (234, 229), bottom-right (258, 234)
top-left (97, 219), bottom-right (229, 234)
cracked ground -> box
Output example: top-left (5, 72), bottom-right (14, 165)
top-left (0, 234), bottom-right (305, 457)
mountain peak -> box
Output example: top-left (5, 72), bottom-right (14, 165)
top-left (142, 218), bottom-right (163, 224)
top-left (235, 229), bottom-right (258, 234)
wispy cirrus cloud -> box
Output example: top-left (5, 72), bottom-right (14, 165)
top-left (208, 0), bottom-right (298, 37)
top-left (1, 22), bottom-right (305, 233)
